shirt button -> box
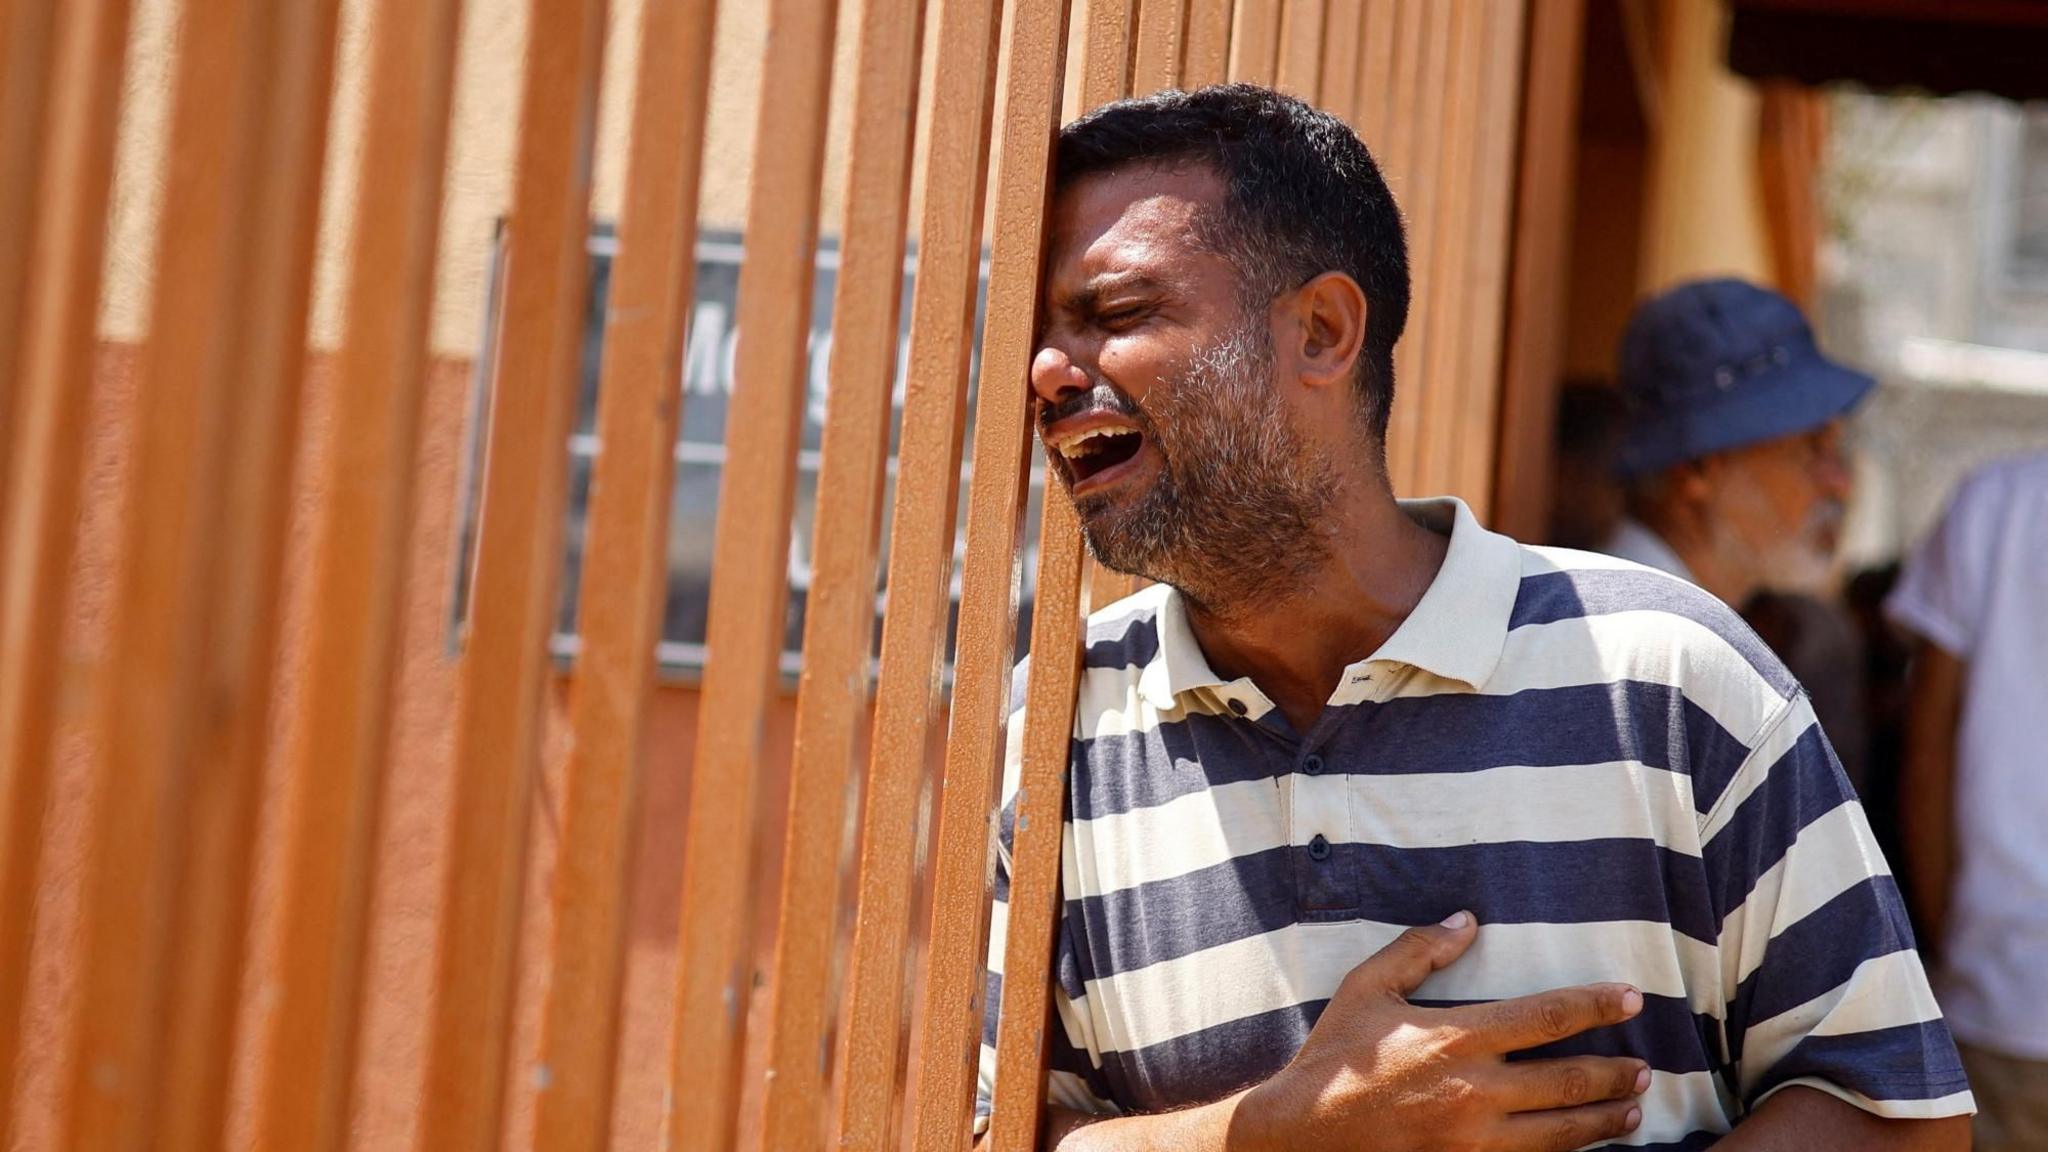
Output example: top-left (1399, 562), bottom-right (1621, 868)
top-left (1302, 754), bottom-right (1323, 775)
top-left (1226, 698), bottom-right (1247, 716)
top-left (1307, 834), bottom-right (1331, 861)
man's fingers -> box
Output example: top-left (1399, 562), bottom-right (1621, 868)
top-left (1487, 1056), bottom-right (1649, 1112)
top-left (1347, 912), bottom-right (1479, 999)
top-left (1497, 1100), bottom-right (1644, 1152)
top-left (1449, 983), bottom-right (1643, 1052)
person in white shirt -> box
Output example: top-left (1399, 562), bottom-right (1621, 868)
top-left (1887, 450), bottom-right (2048, 1152)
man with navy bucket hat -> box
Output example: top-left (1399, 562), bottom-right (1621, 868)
top-left (1603, 278), bottom-right (1870, 607)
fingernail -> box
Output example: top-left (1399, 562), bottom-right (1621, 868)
top-left (1440, 910), bottom-right (1471, 929)
top-left (1621, 987), bottom-right (1643, 1016)
top-left (1626, 1107), bottom-right (1642, 1132)
top-left (1634, 1067), bottom-right (1651, 1094)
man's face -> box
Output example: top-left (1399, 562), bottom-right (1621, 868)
top-left (1698, 419), bottom-right (1854, 594)
top-left (1030, 164), bottom-right (1339, 607)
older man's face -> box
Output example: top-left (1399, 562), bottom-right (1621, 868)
top-left (1701, 419), bottom-right (1854, 594)
top-left (1029, 164), bottom-right (1338, 602)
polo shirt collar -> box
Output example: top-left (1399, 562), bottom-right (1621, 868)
top-left (1139, 496), bottom-right (1523, 710)
top-left (1138, 584), bottom-right (1227, 710)
top-left (1365, 497), bottom-right (1524, 688)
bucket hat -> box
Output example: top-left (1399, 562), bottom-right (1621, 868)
top-left (1616, 278), bottom-right (1873, 477)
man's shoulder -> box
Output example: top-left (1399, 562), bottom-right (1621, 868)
top-left (1081, 581), bottom-right (1173, 677)
top-left (1006, 581), bottom-right (1173, 714)
top-left (1512, 543), bottom-right (1752, 638)
top-left (1946, 448), bottom-right (2048, 530)
top-left (1506, 544), bottom-right (1801, 730)
top-left (1965, 446), bottom-right (2048, 492)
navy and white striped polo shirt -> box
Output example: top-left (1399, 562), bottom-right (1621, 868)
top-left (975, 498), bottom-right (1972, 1148)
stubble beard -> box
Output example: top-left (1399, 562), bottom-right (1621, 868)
top-left (1708, 470), bottom-right (1844, 598)
top-left (1073, 318), bottom-right (1342, 618)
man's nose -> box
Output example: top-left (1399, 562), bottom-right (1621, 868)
top-left (1816, 441), bottom-right (1855, 501)
top-left (1031, 344), bottom-right (1092, 406)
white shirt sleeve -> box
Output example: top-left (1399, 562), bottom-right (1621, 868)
top-left (1885, 471), bottom-right (2002, 658)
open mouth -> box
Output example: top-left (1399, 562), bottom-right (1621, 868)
top-left (1052, 425), bottom-right (1146, 488)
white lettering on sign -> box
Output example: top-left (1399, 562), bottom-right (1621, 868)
top-left (680, 311), bottom-right (949, 422)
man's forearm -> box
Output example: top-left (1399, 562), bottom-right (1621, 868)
top-left (1042, 1094), bottom-right (1252, 1152)
top-left (1712, 1085), bottom-right (1969, 1151)
top-left (966, 1095), bottom-right (1255, 1152)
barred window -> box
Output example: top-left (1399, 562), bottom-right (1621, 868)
top-left (450, 224), bottom-right (1045, 682)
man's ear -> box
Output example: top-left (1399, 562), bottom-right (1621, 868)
top-left (1673, 458), bottom-right (1718, 509)
top-left (1288, 271), bottom-right (1367, 393)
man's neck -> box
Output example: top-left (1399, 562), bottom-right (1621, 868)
top-left (1639, 510), bottom-right (1758, 608)
top-left (1182, 486), bottom-right (1449, 734)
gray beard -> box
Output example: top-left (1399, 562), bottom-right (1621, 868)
top-left (1074, 320), bottom-right (1341, 617)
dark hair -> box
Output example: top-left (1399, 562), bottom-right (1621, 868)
top-left (1054, 84), bottom-right (1410, 444)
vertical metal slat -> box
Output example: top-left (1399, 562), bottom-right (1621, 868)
top-left (986, 502), bottom-right (1091, 1152)
top-left (1381, 0), bottom-right (1448, 494)
top-left (412, 0), bottom-right (611, 1145)
top-left (1318, 0), bottom-right (1363, 125)
top-left (151, 1), bottom-right (344, 1148)
top-left (1131, 0), bottom-right (1188, 96)
top-left (1353, 0), bottom-right (1397, 150)
top-left (918, 0), bottom-right (1074, 1147)
top-left (881, 0), bottom-right (1014, 1140)
top-left (1181, 0), bottom-right (1232, 87)
top-left (527, 1), bottom-right (719, 1150)
top-left (664, 0), bottom-right (840, 1146)
top-left (1491, 0), bottom-right (1586, 540)
top-left (60, 0), bottom-right (292, 1145)
top-left (0, 0), bottom-right (58, 522)
top-left (251, 1), bottom-right (467, 1147)
top-left (1414, 0), bottom-right (1483, 498)
top-left (1275, 0), bottom-right (1325, 98)
top-left (0, 1), bottom-right (134, 1145)
top-left (1228, 0), bottom-right (1281, 85)
top-left (754, 0), bottom-right (927, 1146)
top-left (1450, 0), bottom-right (1530, 516)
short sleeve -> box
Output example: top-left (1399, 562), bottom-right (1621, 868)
top-left (1701, 694), bottom-right (1974, 1121)
top-left (1886, 470), bottom-right (2003, 658)
top-left (973, 665), bottom-right (1120, 1137)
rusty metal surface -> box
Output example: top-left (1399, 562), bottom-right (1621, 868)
top-left (876, 0), bottom-right (1012, 1142)
top-left (987, 486), bottom-right (1090, 1152)
top-left (414, 0), bottom-right (611, 1146)
top-left (0, 0), bottom-right (57, 524)
top-left (0, 1), bottom-right (133, 1144)
top-left (60, 0), bottom-right (302, 1144)
top-left (1492, 0), bottom-right (1587, 539)
top-left (1183, 0), bottom-right (1235, 85)
top-left (252, 3), bottom-right (467, 1148)
top-left (1133, 0), bottom-right (1190, 94)
top-left (914, 0), bottom-right (1074, 1147)
top-left (150, 2), bottom-right (343, 1148)
top-left (1415, 0), bottom-right (1484, 498)
top-left (756, 0), bottom-right (926, 1146)
top-left (1229, 0), bottom-right (1281, 83)
top-left (665, 0), bottom-right (840, 1147)
top-left (1453, 0), bottom-right (1531, 518)
top-left (528, 1), bottom-right (719, 1149)
top-left (1276, 0), bottom-right (1326, 96)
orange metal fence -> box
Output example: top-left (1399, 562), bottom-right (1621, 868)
top-left (0, 0), bottom-right (1541, 1149)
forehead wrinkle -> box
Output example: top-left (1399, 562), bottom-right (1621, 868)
top-left (1047, 193), bottom-right (1213, 311)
